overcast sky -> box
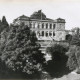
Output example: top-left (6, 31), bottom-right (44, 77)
top-left (0, 0), bottom-right (80, 30)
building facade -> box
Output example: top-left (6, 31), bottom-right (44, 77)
top-left (13, 10), bottom-right (71, 41)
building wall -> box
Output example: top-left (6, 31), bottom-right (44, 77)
top-left (29, 20), bottom-right (66, 41)
top-left (30, 20), bottom-right (55, 40)
top-left (56, 23), bottom-right (65, 31)
top-left (13, 20), bottom-right (30, 26)
top-left (54, 31), bottom-right (67, 41)
top-left (13, 15), bottom-right (67, 41)
top-left (12, 12), bottom-right (74, 54)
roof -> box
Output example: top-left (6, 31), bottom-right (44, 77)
top-left (55, 18), bottom-right (65, 23)
top-left (30, 10), bottom-right (53, 20)
top-left (13, 10), bottom-right (65, 23)
top-left (57, 18), bottom-right (65, 20)
top-left (15, 15), bottom-right (30, 21)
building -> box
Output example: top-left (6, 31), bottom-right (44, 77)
top-left (13, 10), bottom-right (73, 54)
top-left (13, 10), bottom-right (72, 41)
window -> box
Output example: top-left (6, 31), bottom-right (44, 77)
top-left (53, 24), bottom-right (55, 29)
top-left (53, 32), bottom-right (55, 36)
top-left (33, 23), bottom-right (35, 28)
top-left (46, 31), bottom-right (48, 37)
top-left (50, 24), bottom-right (52, 29)
top-left (49, 32), bottom-right (52, 36)
top-left (37, 31), bottom-right (40, 36)
top-left (42, 23), bottom-right (44, 29)
top-left (38, 24), bottom-right (40, 28)
top-left (42, 31), bottom-right (44, 36)
top-left (46, 23), bottom-right (48, 29)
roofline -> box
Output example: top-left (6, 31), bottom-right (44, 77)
top-left (30, 19), bottom-right (54, 22)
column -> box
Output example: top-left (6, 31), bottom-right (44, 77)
top-left (44, 23), bottom-right (46, 29)
top-left (31, 22), bottom-right (33, 28)
top-left (52, 23), bottom-right (53, 29)
top-left (48, 31), bottom-right (49, 37)
top-left (52, 31), bottom-right (53, 37)
top-left (48, 23), bottom-right (49, 29)
top-left (44, 31), bottom-right (46, 37)
top-left (39, 31), bottom-right (41, 37)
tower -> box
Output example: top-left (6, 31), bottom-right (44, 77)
top-left (54, 18), bottom-right (66, 41)
top-left (55, 18), bottom-right (65, 31)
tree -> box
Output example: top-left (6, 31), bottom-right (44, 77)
top-left (66, 46), bottom-right (80, 72)
top-left (44, 44), bottom-right (69, 78)
top-left (70, 34), bottom-right (80, 46)
top-left (0, 16), bottom-right (9, 34)
top-left (1, 16), bottom-right (9, 32)
top-left (66, 34), bottom-right (72, 44)
top-left (0, 24), bottom-right (45, 78)
top-left (2, 16), bottom-right (9, 26)
top-left (66, 28), bottom-right (80, 73)
top-left (70, 28), bottom-right (80, 46)
top-left (0, 20), bottom-right (2, 33)
top-left (76, 28), bottom-right (79, 35)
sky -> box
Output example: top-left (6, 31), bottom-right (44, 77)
top-left (0, 0), bottom-right (80, 30)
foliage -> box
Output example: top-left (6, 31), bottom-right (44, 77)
top-left (66, 34), bottom-right (72, 43)
top-left (70, 28), bottom-right (80, 46)
top-left (0, 24), bottom-right (45, 76)
top-left (44, 44), bottom-right (69, 78)
top-left (2, 16), bottom-right (9, 26)
top-left (66, 46), bottom-right (80, 71)
top-left (46, 44), bottom-right (68, 60)
top-left (70, 34), bottom-right (80, 46)
top-left (66, 28), bottom-right (80, 73)
top-left (0, 16), bottom-right (9, 33)
top-left (76, 28), bottom-right (79, 35)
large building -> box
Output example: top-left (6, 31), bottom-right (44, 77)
top-left (13, 10), bottom-right (71, 41)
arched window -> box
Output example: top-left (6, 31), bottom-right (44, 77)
top-left (42, 23), bottom-right (44, 29)
top-left (46, 23), bottom-right (48, 29)
top-left (49, 32), bottom-right (52, 36)
top-left (46, 31), bottom-right (48, 37)
top-left (37, 23), bottom-right (40, 28)
top-left (42, 31), bottom-right (44, 36)
top-left (37, 31), bottom-right (40, 36)
top-left (53, 32), bottom-right (55, 36)
top-left (50, 24), bottom-right (52, 29)
top-left (53, 24), bottom-right (55, 29)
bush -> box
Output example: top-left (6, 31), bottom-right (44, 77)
top-left (44, 44), bottom-right (70, 78)
top-left (67, 45), bottom-right (80, 71)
